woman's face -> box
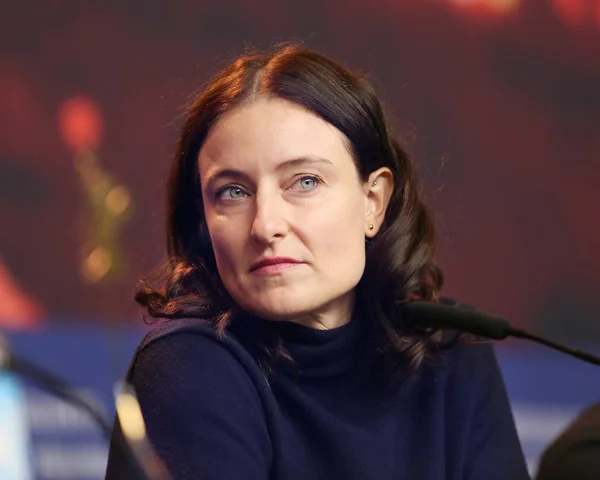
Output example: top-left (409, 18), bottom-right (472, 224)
top-left (198, 97), bottom-right (379, 326)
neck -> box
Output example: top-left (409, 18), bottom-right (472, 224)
top-left (288, 291), bottom-right (356, 330)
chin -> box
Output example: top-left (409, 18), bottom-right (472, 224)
top-left (241, 294), bottom-right (317, 321)
top-left (248, 303), bottom-right (308, 321)
top-left (228, 283), bottom-right (303, 318)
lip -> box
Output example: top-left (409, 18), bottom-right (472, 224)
top-left (250, 257), bottom-right (303, 274)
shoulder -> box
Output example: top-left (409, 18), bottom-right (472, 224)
top-left (419, 340), bottom-right (528, 476)
top-left (413, 338), bottom-right (504, 410)
top-left (135, 317), bottom-right (246, 360)
top-left (136, 317), bottom-right (221, 351)
top-left (111, 319), bottom-right (274, 479)
top-left (128, 318), bottom-right (267, 393)
top-left (437, 339), bottom-right (502, 391)
top-left (443, 338), bottom-right (498, 372)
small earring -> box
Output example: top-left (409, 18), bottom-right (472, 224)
top-left (369, 224), bottom-right (374, 230)
top-left (372, 180), bottom-right (377, 186)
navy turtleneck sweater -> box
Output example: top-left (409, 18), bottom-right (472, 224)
top-left (106, 313), bottom-right (529, 479)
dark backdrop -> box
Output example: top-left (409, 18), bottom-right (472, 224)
top-left (1, 0), bottom-right (599, 341)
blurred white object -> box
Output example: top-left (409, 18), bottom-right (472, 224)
top-left (0, 373), bottom-right (32, 480)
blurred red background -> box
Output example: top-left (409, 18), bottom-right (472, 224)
top-left (0, 0), bottom-right (598, 340)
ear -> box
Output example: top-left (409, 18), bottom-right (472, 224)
top-left (364, 167), bottom-right (394, 237)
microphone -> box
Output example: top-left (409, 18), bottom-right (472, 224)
top-left (0, 332), bottom-right (164, 480)
top-left (0, 333), bottom-right (113, 436)
top-left (405, 300), bottom-right (600, 367)
top-left (115, 382), bottom-right (171, 480)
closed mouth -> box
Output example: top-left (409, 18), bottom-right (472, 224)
top-left (250, 257), bottom-right (302, 272)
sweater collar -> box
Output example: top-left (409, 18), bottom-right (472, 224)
top-left (229, 310), bottom-right (369, 379)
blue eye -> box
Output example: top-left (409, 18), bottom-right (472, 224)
top-left (295, 175), bottom-right (321, 191)
top-left (218, 186), bottom-right (247, 200)
top-left (300, 177), bottom-right (316, 189)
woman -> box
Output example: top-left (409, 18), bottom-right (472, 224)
top-left (106, 45), bottom-right (529, 479)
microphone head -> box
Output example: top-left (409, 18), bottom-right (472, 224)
top-left (116, 383), bottom-right (148, 443)
top-left (115, 382), bottom-right (171, 480)
top-left (405, 301), bottom-right (511, 340)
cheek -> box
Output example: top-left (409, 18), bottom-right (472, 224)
top-left (208, 227), bottom-right (244, 273)
top-left (309, 197), bottom-right (366, 258)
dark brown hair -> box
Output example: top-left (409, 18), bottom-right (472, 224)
top-left (136, 44), bottom-right (445, 379)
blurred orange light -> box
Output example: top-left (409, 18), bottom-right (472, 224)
top-left (448, 0), bottom-right (521, 15)
top-left (553, 0), bottom-right (585, 25)
top-left (449, 0), bottom-right (479, 5)
top-left (82, 246), bottom-right (112, 283)
top-left (57, 95), bottom-right (103, 152)
top-left (485, 0), bottom-right (520, 14)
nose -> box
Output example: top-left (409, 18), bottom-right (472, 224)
top-left (250, 188), bottom-right (289, 244)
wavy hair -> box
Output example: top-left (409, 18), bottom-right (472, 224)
top-left (136, 45), bottom-right (445, 380)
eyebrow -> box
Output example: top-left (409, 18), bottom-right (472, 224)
top-left (203, 156), bottom-right (334, 187)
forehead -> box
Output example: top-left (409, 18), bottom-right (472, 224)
top-left (198, 97), bottom-right (352, 170)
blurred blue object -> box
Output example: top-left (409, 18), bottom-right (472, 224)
top-left (3, 325), bottom-right (143, 480)
top-left (496, 341), bottom-right (600, 476)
